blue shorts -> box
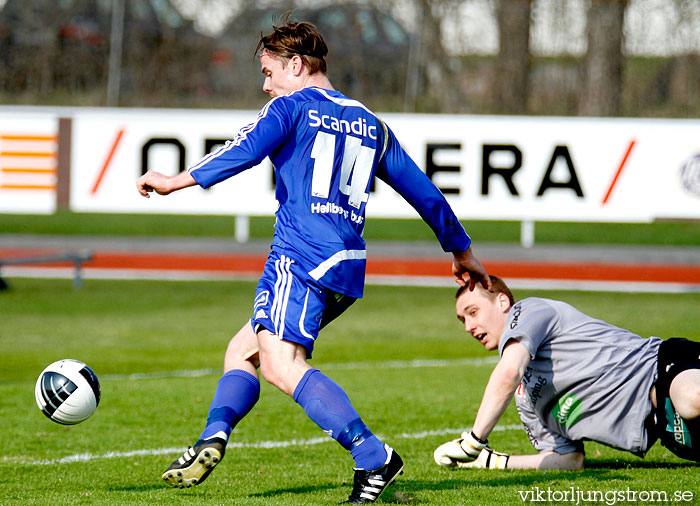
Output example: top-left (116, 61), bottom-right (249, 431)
top-left (251, 251), bottom-right (356, 358)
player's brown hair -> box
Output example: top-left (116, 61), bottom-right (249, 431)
top-left (256, 15), bottom-right (328, 74)
top-left (455, 275), bottom-right (515, 306)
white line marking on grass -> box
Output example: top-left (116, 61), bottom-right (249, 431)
top-left (101, 356), bottom-right (498, 381)
top-left (20, 424), bottom-right (523, 466)
top-left (101, 368), bottom-right (221, 381)
top-left (394, 424), bottom-right (522, 440)
top-left (367, 275), bottom-right (700, 293)
top-left (322, 356), bottom-right (499, 370)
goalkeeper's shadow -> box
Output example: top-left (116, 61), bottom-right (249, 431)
top-left (412, 467), bottom-right (634, 491)
top-left (414, 460), bottom-right (698, 492)
top-left (584, 458), bottom-right (699, 470)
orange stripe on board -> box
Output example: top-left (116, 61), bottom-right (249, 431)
top-left (91, 129), bottom-right (125, 195)
top-left (602, 139), bottom-right (636, 205)
top-left (1, 168), bottom-right (56, 174)
top-left (0, 151), bottom-right (56, 158)
top-left (0, 184), bottom-right (56, 191)
top-left (0, 135), bottom-right (58, 141)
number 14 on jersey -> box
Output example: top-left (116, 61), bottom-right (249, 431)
top-left (310, 132), bottom-right (375, 209)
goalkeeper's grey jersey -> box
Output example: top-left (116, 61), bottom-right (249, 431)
top-left (498, 297), bottom-right (662, 456)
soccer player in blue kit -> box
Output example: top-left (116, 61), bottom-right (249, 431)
top-left (136, 19), bottom-right (490, 503)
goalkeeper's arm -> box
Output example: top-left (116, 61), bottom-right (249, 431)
top-left (435, 442), bottom-right (584, 470)
top-left (472, 340), bottom-right (531, 442)
top-left (507, 451), bottom-right (584, 470)
top-left (433, 340), bottom-right (530, 467)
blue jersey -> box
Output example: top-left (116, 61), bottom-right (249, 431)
top-left (189, 87), bottom-right (470, 298)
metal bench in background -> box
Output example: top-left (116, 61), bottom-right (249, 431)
top-left (0, 250), bottom-right (94, 290)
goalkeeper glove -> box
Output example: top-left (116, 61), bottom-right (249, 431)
top-left (433, 431), bottom-right (488, 467)
top-left (457, 446), bottom-right (509, 469)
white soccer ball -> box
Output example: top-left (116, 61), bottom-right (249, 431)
top-left (35, 359), bottom-right (101, 425)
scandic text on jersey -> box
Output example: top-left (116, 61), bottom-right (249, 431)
top-left (308, 110), bottom-right (378, 140)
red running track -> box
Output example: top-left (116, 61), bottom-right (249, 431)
top-left (2, 248), bottom-right (700, 285)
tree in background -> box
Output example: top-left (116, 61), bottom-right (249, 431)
top-left (397, 0), bottom-right (466, 113)
top-left (578, 0), bottom-right (628, 116)
top-left (495, 0), bottom-right (532, 114)
top-left (1, 0), bottom-right (697, 117)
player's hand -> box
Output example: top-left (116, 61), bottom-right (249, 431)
top-left (452, 247), bottom-right (491, 291)
top-left (433, 431), bottom-right (487, 467)
top-left (136, 170), bottom-right (173, 198)
top-left (456, 446), bottom-right (509, 469)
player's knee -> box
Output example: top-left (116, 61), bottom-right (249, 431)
top-left (679, 392), bottom-right (700, 420)
top-left (258, 357), bottom-right (281, 386)
top-left (257, 353), bottom-right (290, 390)
top-left (541, 451), bottom-right (584, 470)
top-left (224, 324), bottom-right (259, 364)
top-left (225, 338), bottom-right (257, 360)
top-left (568, 451), bottom-right (585, 470)
top-left (669, 369), bottom-right (700, 420)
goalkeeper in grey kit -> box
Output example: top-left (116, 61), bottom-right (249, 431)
top-left (434, 275), bottom-right (700, 470)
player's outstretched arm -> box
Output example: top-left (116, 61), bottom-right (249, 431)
top-left (434, 341), bottom-right (530, 468)
top-left (437, 445), bottom-right (584, 470)
top-left (136, 170), bottom-right (197, 198)
top-left (507, 451), bottom-right (584, 470)
top-left (452, 247), bottom-right (491, 291)
top-left (471, 340), bottom-right (530, 439)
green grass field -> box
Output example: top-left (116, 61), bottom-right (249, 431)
top-left (2, 279), bottom-right (699, 505)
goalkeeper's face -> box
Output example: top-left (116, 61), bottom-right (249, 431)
top-left (455, 287), bottom-right (510, 351)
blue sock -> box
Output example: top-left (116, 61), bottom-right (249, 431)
top-left (350, 435), bottom-right (387, 470)
top-left (293, 369), bottom-right (387, 470)
top-left (200, 369), bottom-right (260, 441)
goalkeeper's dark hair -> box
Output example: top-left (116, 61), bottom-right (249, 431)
top-left (256, 13), bottom-right (328, 74)
top-left (455, 275), bottom-right (515, 306)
